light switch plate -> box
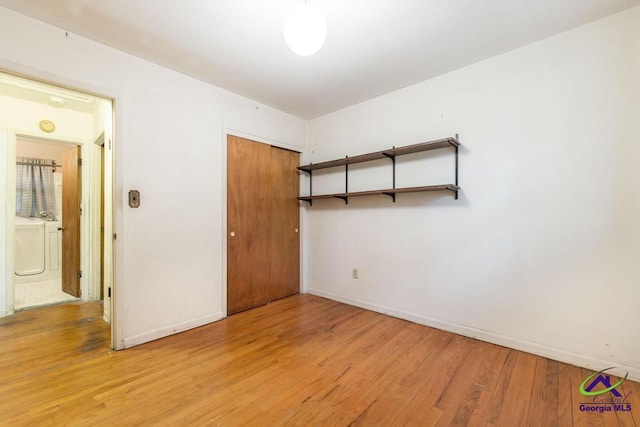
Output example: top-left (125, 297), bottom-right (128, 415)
top-left (129, 190), bottom-right (140, 208)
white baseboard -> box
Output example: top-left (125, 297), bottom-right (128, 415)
top-left (307, 288), bottom-right (640, 382)
top-left (0, 309), bottom-right (5, 317)
top-left (121, 311), bottom-right (224, 348)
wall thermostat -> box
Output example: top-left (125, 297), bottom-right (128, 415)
top-left (129, 190), bottom-right (140, 208)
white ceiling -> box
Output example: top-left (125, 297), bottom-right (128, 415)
top-left (0, 0), bottom-right (638, 119)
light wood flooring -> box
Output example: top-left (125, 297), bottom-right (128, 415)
top-left (0, 295), bottom-right (638, 426)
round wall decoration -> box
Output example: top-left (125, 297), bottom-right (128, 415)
top-left (39, 119), bottom-right (56, 133)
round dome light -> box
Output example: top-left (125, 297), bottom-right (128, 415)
top-left (283, 3), bottom-right (327, 56)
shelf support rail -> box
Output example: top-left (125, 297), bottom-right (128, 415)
top-left (298, 164), bottom-right (313, 206)
top-left (382, 149), bottom-right (396, 202)
top-left (454, 134), bottom-right (459, 200)
top-left (308, 169), bottom-right (313, 205)
top-left (336, 158), bottom-right (349, 204)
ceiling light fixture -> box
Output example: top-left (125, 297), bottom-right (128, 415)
top-left (283, 1), bottom-right (327, 56)
top-left (49, 96), bottom-right (65, 106)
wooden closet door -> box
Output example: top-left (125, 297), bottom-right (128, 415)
top-left (266, 143), bottom-right (301, 301)
top-left (227, 135), bottom-right (300, 315)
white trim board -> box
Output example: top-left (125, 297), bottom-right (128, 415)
top-left (121, 312), bottom-right (224, 348)
top-left (307, 288), bottom-right (640, 383)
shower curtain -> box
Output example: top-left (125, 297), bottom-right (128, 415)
top-left (16, 157), bottom-right (58, 219)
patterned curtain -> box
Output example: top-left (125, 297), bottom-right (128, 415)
top-left (16, 157), bottom-right (58, 219)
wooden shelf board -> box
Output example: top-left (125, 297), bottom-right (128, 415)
top-left (384, 138), bottom-right (459, 157)
top-left (297, 184), bottom-right (459, 202)
top-left (297, 194), bottom-right (338, 201)
top-left (297, 152), bottom-right (382, 172)
top-left (298, 136), bottom-right (459, 172)
top-left (389, 184), bottom-right (459, 194)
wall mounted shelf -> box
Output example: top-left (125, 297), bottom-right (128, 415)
top-left (297, 136), bottom-right (460, 205)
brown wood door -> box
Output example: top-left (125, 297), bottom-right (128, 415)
top-left (62, 146), bottom-right (81, 297)
top-left (227, 135), bottom-right (300, 314)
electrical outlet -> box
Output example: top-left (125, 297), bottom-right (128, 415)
top-left (352, 268), bottom-right (359, 279)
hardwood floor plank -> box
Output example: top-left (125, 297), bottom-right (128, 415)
top-left (558, 362), bottom-right (575, 426)
top-left (343, 328), bottom-right (454, 425)
top-left (479, 348), bottom-right (519, 424)
top-left (255, 314), bottom-right (410, 424)
top-left (435, 341), bottom-right (503, 426)
top-left (313, 323), bottom-right (444, 425)
top-left (494, 351), bottom-right (537, 426)
top-left (392, 334), bottom-right (476, 425)
top-left (1, 295), bottom-right (639, 426)
top-left (465, 345), bottom-right (512, 425)
top-left (526, 358), bottom-right (560, 427)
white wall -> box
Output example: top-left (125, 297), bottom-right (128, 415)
top-left (306, 7), bottom-right (640, 380)
top-left (0, 7), bottom-right (306, 347)
top-left (16, 137), bottom-right (70, 166)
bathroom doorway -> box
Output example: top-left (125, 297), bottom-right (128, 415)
top-left (0, 72), bottom-right (114, 336)
top-left (14, 137), bottom-right (82, 310)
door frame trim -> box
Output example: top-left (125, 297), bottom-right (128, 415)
top-left (221, 128), bottom-right (306, 318)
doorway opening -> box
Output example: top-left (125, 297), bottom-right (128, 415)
top-left (0, 71), bottom-right (115, 345)
top-left (14, 137), bottom-right (82, 310)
